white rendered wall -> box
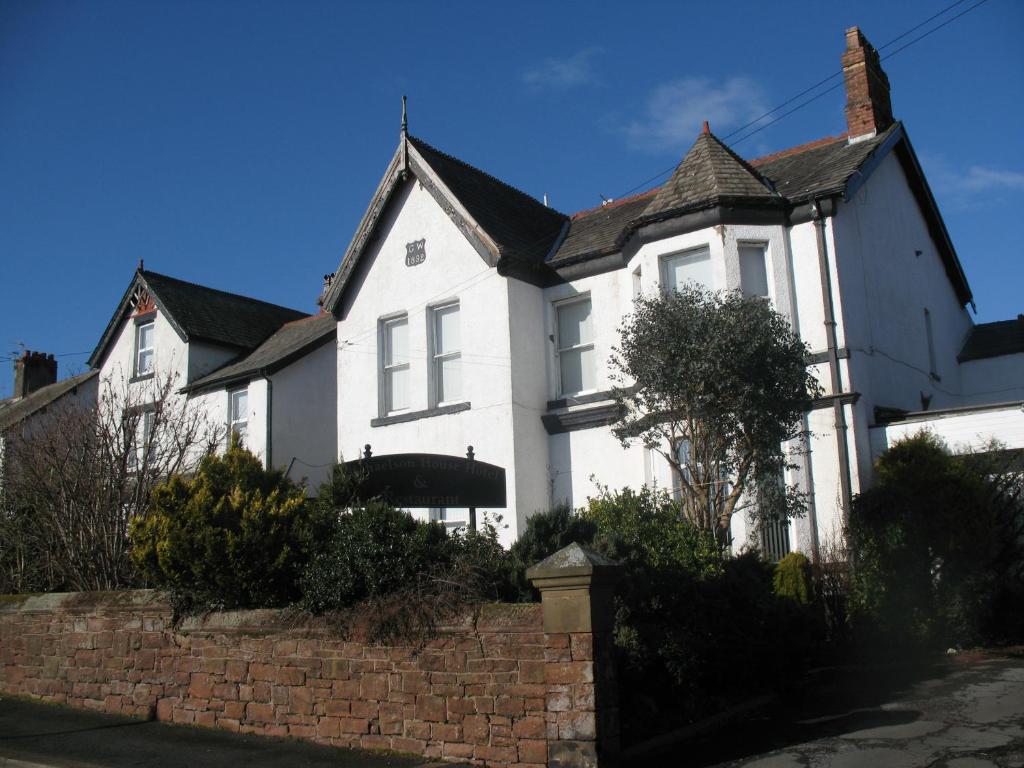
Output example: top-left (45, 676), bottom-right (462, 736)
top-left (335, 179), bottom-right (522, 543)
top-left (869, 402), bottom-right (1024, 459)
top-left (831, 152), bottom-right (973, 417)
top-left (272, 338), bottom-right (338, 491)
top-left (960, 354), bottom-right (1024, 405)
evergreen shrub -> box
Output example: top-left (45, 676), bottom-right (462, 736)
top-left (130, 438), bottom-right (331, 610)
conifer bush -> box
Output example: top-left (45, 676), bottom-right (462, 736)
top-left (774, 551), bottom-right (813, 604)
top-left (130, 437), bottom-right (331, 610)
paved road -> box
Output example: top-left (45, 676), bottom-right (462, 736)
top-left (0, 696), bottom-right (438, 768)
top-left (709, 653), bottom-right (1024, 768)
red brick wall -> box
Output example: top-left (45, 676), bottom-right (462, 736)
top-left (0, 591), bottom-right (611, 767)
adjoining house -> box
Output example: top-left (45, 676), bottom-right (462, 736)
top-left (321, 26), bottom-right (1024, 552)
top-left (0, 352), bottom-right (99, 477)
top-left (88, 268), bottom-right (337, 489)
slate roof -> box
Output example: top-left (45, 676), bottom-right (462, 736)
top-left (547, 124), bottom-right (901, 265)
top-left (185, 312), bottom-right (336, 392)
top-left (643, 129), bottom-right (778, 218)
top-left (551, 192), bottom-right (656, 266)
top-left (958, 317), bottom-right (1024, 362)
top-left (0, 369), bottom-right (98, 433)
top-left (90, 270), bottom-right (308, 367)
top-left (141, 271), bottom-right (307, 350)
top-left (407, 136), bottom-right (568, 268)
top-left (752, 124), bottom-right (897, 202)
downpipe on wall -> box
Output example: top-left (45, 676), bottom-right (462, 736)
top-left (811, 200), bottom-right (854, 529)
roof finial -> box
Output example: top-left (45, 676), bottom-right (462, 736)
top-left (137, 258), bottom-right (144, 272)
top-left (702, 120), bottom-right (710, 135)
top-left (401, 95), bottom-right (408, 137)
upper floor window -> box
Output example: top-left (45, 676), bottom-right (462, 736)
top-left (739, 242), bottom-right (769, 298)
top-left (135, 321), bottom-right (155, 376)
top-left (662, 245), bottom-right (713, 293)
top-left (556, 297), bottom-right (595, 396)
top-left (229, 388), bottom-right (248, 443)
top-left (430, 302), bottom-right (461, 405)
top-left (381, 315), bottom-right (410, 414)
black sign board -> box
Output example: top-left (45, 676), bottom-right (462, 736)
top-left (341, 450), bottom-right (506, 508)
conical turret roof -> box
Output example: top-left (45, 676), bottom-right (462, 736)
top-left (643, 125), bottom-right (778, 217)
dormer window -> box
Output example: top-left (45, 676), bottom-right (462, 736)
top-left (135, 321), bottom-right (155, 376)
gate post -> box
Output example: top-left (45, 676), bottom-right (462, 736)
top-left (527, 543), bottom-right (621, 768)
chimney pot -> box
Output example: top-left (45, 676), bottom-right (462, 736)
top-left (841, 25), bottom-right (894, 141)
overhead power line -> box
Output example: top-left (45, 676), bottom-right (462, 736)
top-left (615, 0), bottom-right (990, 199)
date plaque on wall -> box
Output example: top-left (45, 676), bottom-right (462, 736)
top-left (405, 239), bottom-right (426, 267)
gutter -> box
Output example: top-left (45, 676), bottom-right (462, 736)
top-left (811, 199), bottom-right (854, 529)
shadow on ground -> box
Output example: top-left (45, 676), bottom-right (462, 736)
top-left (634, 658), bottom-right (942, 766)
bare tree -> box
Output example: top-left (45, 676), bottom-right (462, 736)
top-left (1, 373), bottom-right (223, 592)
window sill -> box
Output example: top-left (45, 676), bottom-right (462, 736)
top-left (546, 389), bottom-right (615, 411)
top-left (129, 372), bottom-right (155, 384)
top-left (371, 401), bottom-right (470, 427)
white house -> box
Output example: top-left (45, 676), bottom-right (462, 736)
top-left (321, 26), bottom-right (1024, 554)
top-left (89, 268), bottom-right (338, 489)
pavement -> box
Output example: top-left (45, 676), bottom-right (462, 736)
top-left (0, 696), bottom-right (449, 768)
top-left (685, 652), bottom-right (1024, 768)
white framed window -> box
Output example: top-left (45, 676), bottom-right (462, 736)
top-left (738, 242), bottom-right (770, 298)
top-left (129, 408), bottom-right (155, 470)
top-left (555, 296), bottom-right (595, 396)
top-left (135, 321), bottom-right (155, 376)
top-left (229, 388), bottom-right (248, 443)
top-left (632, 266), bottom-right (642, 298)
top-left (380, 314), bottom-right (410, 414)
top-left (661, 245), bottom-right (713, 293)
top-left (430, 302), bottom-right (461, 405)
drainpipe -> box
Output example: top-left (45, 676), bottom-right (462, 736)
top-left (811, 200), bottom-right (853, 529)
top-left (265, 376), bottom-right (273, 469)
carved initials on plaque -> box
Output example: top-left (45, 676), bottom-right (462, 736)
top-left (405, 239), bottom-right (426, 267)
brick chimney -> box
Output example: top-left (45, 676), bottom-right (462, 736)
top-left (842, 26), bottom-right (894, 141)
top-left (13, 351), bottom-right (57, 398)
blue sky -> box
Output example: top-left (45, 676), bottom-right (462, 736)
top-left (2, 0), bottom-right (1022, 398)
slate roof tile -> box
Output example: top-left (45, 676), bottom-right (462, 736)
top-left (186, 312), bottom-right (336, 391)
top-left (408, 136), bottom-right (568, 267)
top-left (141, 271), bottom-right (308, 351)
top-left (550, 192), bottom-right (656, 265)
top-left (752, 125), bottom-right (897, 202)
top-left (958, 318), bottom-right (1024, 362)
top-left (643, 130), bottom-right (778, 218)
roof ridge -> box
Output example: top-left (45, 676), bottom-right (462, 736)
top-left (571, 189), bottom-right (659, 220)
top-left (750, 134), bottom-right (848, 167)
top-left (407, 134), bottom-right (568, 219)
top-left (141, 270), bottom-right (307, 316)
top-left (280, 311), bottom-right (331, 328)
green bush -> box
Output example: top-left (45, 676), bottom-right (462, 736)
top-left (849, 432), bottom-right (1024, 649)
top-left (774, 552), bottom-right (813, 604)
top-left (507, 504), bottom-right (598, 600)
top-left (130, 440), bottom-right (331, 610)
top-left (300, 502), bottom-right (452, 613)
top-left (583, 485), bottom-right (723, 577)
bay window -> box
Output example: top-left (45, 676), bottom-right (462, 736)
top-left (662, 245), bottom-right (713, 292)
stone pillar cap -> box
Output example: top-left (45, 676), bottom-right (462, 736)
top-left (526, 542), bottom-right (622, 584)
